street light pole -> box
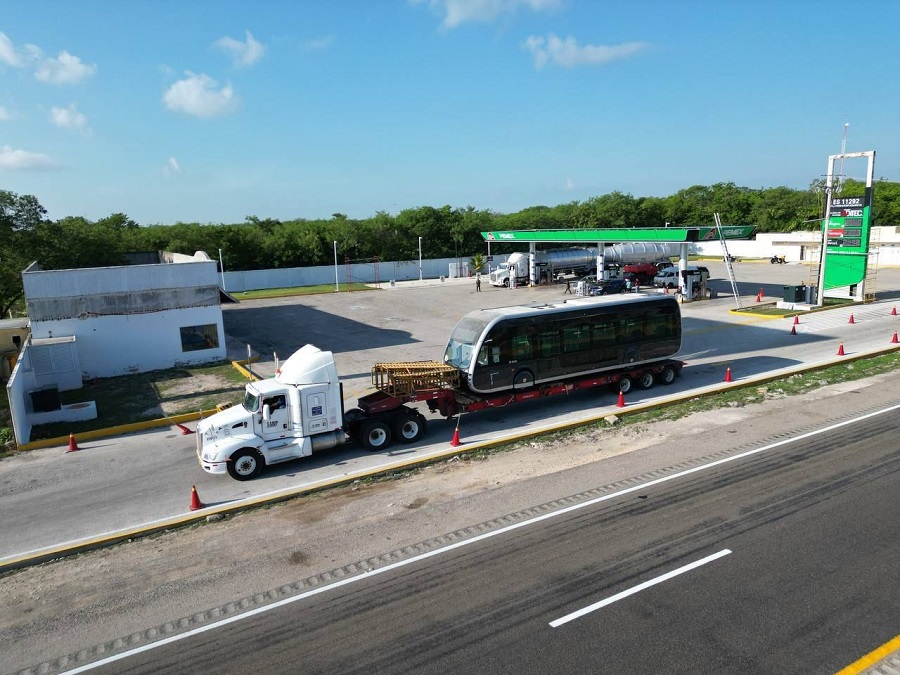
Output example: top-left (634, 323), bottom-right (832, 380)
top-left (418, 236), bottom-right (423, 281)
top-left (333, 241), bottom-right (339, 292)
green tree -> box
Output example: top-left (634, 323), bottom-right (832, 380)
top-left (0, 191), bottom-right (47, 317)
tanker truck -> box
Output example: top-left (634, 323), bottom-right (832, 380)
top-left (488, 243), bottom-right (679, 287)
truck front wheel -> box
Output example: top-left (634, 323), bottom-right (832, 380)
top-left (393, 412), bottom-right (427, 444)
top-left (228, 448), bottom-right (263, 481)
top-left (359, 420), bottom-right (392, 451)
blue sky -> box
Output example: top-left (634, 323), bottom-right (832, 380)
top-left (2, 0), bottom-right (898, 225)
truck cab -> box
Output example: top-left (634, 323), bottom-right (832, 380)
top-left (196, 345), bottom-right (346, 480)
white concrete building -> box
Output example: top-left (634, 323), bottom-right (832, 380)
top-left (22, 253), bottom-right (225, 379)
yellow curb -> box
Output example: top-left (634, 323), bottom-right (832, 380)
top-left (836, 633), bottom-right (900, 674)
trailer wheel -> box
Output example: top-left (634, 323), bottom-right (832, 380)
top-left (228, 448), bottom-right (263, 481)
top-left (660, 365), bottom-right (678, 385)
top-left (393, 412), bottom-right (427, 444)
top-left (616, 375), bottom-right (633, 395)
top-left (513, 369), bottom-right (535, 389)
top-left (638, 371), bottom-right (655, 389)
top-left (359, 420), bottom-right (392, 451)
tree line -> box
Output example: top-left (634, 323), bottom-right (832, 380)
top-left (2, 179), bottom-right (899, 317)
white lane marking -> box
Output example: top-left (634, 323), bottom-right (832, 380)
top-left (60, 402), bottom-right (900, 673)
top-left (549, 549), bottom-right (732, 628)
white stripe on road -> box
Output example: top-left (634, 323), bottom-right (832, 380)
top-left (61, 402), bottom-right (900, 673)
top-left (549, 549), bottom-right (732, 627)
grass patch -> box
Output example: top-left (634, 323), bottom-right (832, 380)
top-left (733, 296), bottom-right (856, 317)
top-left (236, 283), bottom-right (374, 300)
top-left (26, 361), bottom-right (251, 442)
top-left (623, 350), bottom-right (900, 427)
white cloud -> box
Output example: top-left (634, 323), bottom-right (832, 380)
top-left (34, 50), bottom-right (97, 84)
top-left (50, 103), bottom-right (91, 135)
top-left (416, 0), bottom-right (561, 29)
top-left (303, 35), bottom-right (335, 50)
top-left (0, 105), bottom-right (11, 121)
top-left (214, 31), bottom-right (265, 67)
top-left (564, 177), bottom-right (574, 191)
top-left (523, 34), bottom-right (648, 69)
top-left (0, 145), bottom-right (58, 170)
top-left (0, 32), bottom-right (24, 67)
top-left (163, 72), bottom-right (240, 118)
top-left (163, 156), bottom-right (182, 177)
top-left (0, 33), bottom-right (96, 83)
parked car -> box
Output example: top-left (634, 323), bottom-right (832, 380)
top-left (585, 277), bottom-right (627, 295)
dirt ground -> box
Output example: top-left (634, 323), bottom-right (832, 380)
top-left (2, 372), bottom-right (897, 673)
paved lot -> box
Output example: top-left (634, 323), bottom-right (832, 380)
top-left (3, 261), bottom-right (900, 563)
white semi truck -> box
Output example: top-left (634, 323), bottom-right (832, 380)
top-left (196, 345), bottom-right (426, 481)
top-left (488, 243), bottom-right (679, 287)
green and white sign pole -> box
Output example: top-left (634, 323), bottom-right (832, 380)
top-left (816, 150), bottom-right (875, 307)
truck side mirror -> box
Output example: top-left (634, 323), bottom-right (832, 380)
top-left (262, 404), bottom-right (271, 421)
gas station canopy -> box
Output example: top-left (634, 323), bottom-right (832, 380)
top-left (481, 226), bottom-right (756, 243)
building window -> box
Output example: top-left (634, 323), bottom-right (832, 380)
top-left (180, 324), bottom-right (219, 352)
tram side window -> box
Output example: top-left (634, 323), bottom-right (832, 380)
top-left (647, 306), bottom-right (678, 339)
top-left (591, 319), bottom-right (617, 348)
top-left (562, 325), bottom-right (590, 354)
top-left (511, 333), bottom-right (532, 360)
top-left (621, 316), bottom-right (644, 342)
top-left (645, 312), bottom-right (672, 339)
top-left (539, 329), bottom-right (562, 357)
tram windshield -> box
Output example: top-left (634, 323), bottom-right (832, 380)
top-left (444, 315), bottom-right (492, 371)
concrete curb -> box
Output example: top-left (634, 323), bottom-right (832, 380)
top-left (3, 343), bottom-right (899, 574)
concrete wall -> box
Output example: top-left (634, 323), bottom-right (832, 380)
top-left (222, 256), bottom-right (482, 293)
top-left (6, 344), bottom-right (35, 444)
top-left (690, 226), bottom-right (900, 265)
top-left (23, 260), bottom-right (219, 302)
top-left (31, 306), bottom-right (225, 378)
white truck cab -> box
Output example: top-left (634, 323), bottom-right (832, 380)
top-left (197, 345), bottom-right (346, 480)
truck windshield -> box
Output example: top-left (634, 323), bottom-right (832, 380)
top-left (242, 389), bottom-right (260, 413)
top-left (444, 316), bottom-right (491, 371)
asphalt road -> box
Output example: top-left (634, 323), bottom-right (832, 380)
top-left (3, 263), bottom-right (900, 561)
top-left (84, 401), bottom-right (900, 675)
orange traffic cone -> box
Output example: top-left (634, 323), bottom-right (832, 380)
top-left (190, 485), bottom-right (205, 511)
top-left (790, 325), bottom-right (797, 335)
top-left (892, 306), bottom-right (897, 316)
top-left (450, 417), bottom-right (462, 447)
top-left (793, 315), bottom-right (800, 325)
top-left (66, 433), bottom-right (80, 453)
top-left (616, 390), bottom-right (625, 408)
top-left (892, 331), bottom-right (898, 344)
top-left (848, 314), bottom-right (855, 324)
top-left (664, 286), bottom-right (669, 294)
top-left (837, 342), bottom-right (845, 356)
top-left (724, 367), bottom-right (732, 382)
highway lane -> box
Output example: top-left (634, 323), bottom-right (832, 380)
top-left (82, 403), bottom-right (900, 674)
top-left (3, 283), bottom-right (900, 561)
